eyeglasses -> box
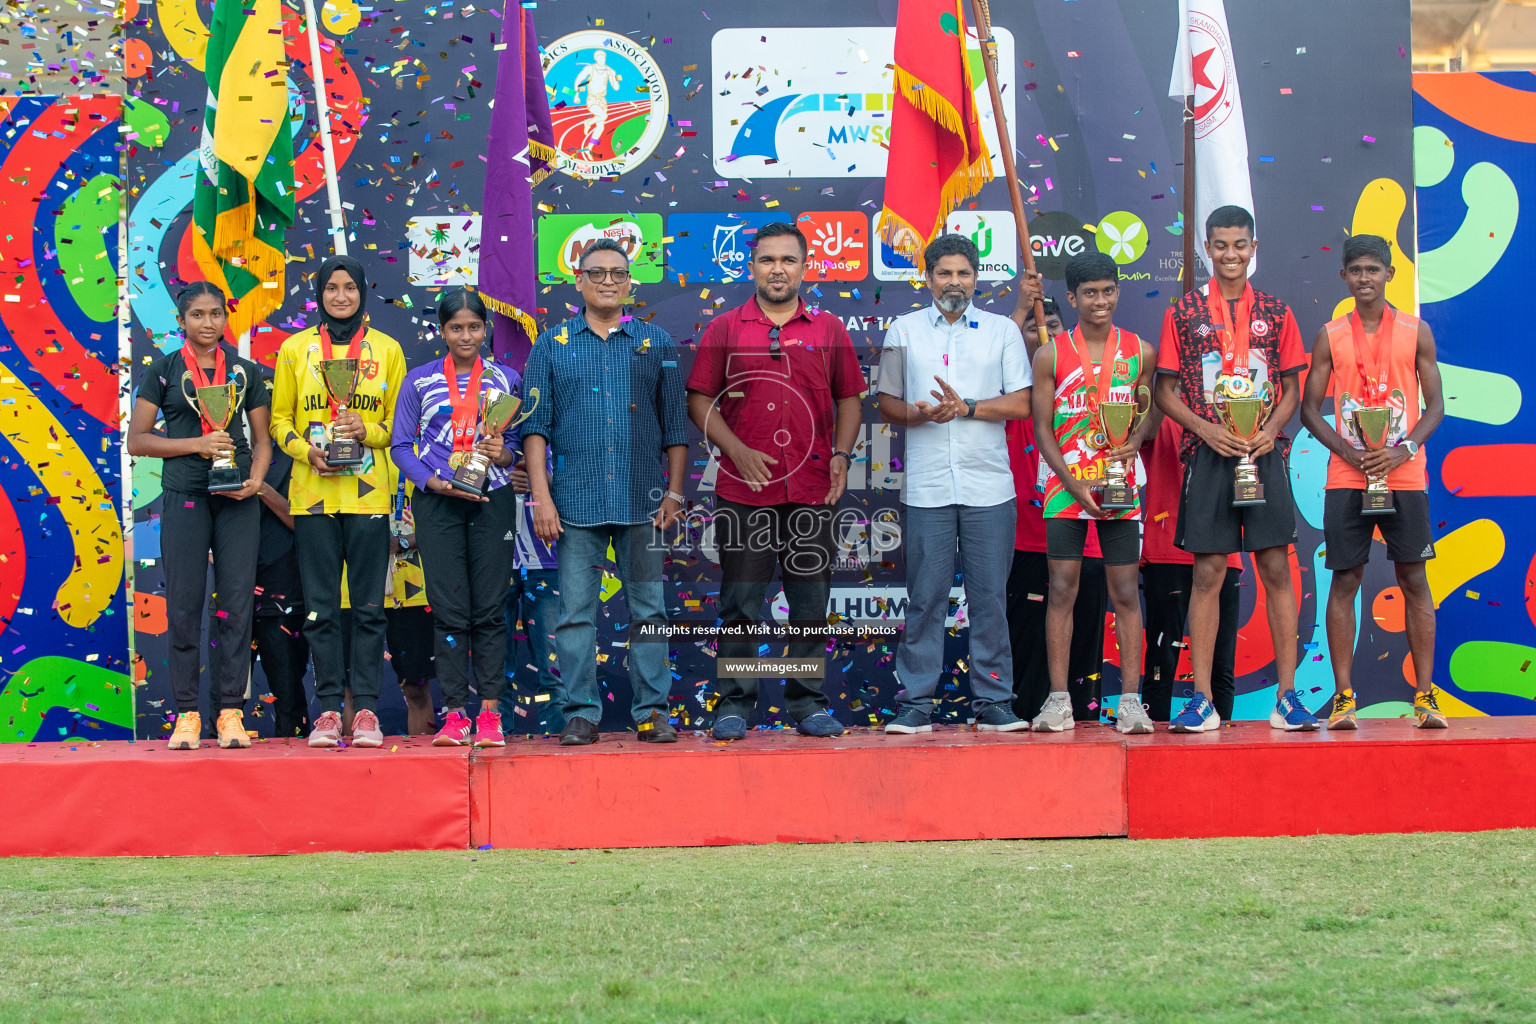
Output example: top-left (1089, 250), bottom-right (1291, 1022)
top-left (581, 267), bottom-right (631, 283)
top-left (768, 326), bottom-right (782, 359)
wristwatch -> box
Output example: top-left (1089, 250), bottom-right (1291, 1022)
top-left (1401, 439), bottom-right (1419, 460)
top-left (665, 490), bottom-right (686, 504)
top-left (832, 450), bottom-right (852, 464)
top-left (964, 398), bottom-right (978, 419)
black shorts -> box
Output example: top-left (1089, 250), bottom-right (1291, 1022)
top-left (1045, 517), bottom-right (1140, 567)
top-left (1323, 489), bottom-right (1436, 569)
top-left (1174, 444), bottom-right (1297, 554)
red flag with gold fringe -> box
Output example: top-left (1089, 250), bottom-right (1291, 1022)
top-left (880, 0), bottom-right (993, 269)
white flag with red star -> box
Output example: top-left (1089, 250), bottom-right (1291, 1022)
top-left (1170, 0), bottom-right (1256, 276)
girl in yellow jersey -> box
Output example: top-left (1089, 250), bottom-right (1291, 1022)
top-left (269, 255), bottom-right (406, 748)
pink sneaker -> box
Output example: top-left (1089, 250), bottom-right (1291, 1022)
top-left (474, 710), bottom-right (506, 748)
top-left (309, 710), bottom-right (343, 748)
top-left (433, 710), bottom-right (473, 746)
top-left (351, 708), bottom-right (384, 747)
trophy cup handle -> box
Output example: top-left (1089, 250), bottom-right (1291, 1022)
top-left (1132, 383), bottom-right (1152, 433)
top-left (511, 387), bottom-right (541, 428)
top-left (1257, 378), bottom-right (1276, 425)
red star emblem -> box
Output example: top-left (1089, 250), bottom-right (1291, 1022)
top-left (1192, 47), bottom-right (1219, 93)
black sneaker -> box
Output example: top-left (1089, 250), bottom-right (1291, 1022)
top-left (884, 708), bottom-right (932, 734)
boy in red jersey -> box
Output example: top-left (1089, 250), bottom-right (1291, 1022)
top-left (1299, 234), bottom-right (1447, 729)
top-left (1154, 205), bottom-right (1316, 733)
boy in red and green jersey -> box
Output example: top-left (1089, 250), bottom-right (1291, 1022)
top-left (1030, 253), bottom-right (1157, 734)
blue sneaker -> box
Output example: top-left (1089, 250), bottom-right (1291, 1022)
top-left (1169, 694), bottom-right (1221, 733)
top-left (711, 714), bottom-right (747, 741)
top-left (1270, 689), bottom-right (1320, 731)
top-left (796, 711), bottom-right (845, 738)
top-left (884, 708), bottom-right (932, 734)
top-left (975, 705), bottom-right (1029, 733)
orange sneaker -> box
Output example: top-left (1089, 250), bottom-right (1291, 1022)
top-left (1413, 688), bottom-right (1449, 729)
top-left (168, 712), bottom-right (201, 750)
top-left (216, 708), bottom-right (251, 748)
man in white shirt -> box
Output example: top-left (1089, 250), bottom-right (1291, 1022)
top-left (876, 234), bottom-right (1034, 733)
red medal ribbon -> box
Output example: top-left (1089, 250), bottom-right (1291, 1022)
top-left (1348, 306), bottom-right (1394, 406)
top-left (1067, 325), bottom-right (1127, 418)
top-left (443, 355), bottom-right (484, 453)
top-left (180, 341), bottom-right (227, 434)
top-left (1205, 281), bottom-right (1254, 378)
top-left (318, 324), bottom-right (366, 420)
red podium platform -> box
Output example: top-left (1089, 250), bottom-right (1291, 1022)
top-left (3, 719), bottom-right (1535, 857)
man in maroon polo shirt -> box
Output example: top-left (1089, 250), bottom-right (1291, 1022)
top-left (686, 221), bottom-right (866, 740)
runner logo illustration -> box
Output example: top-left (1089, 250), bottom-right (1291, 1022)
top-left (542, 31), bottom-right (669, 178)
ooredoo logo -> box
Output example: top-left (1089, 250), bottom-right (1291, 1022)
top-left (797, 212), bottom-right (867, 281)
top-left (1096, 211), bottom-right (1148, 265)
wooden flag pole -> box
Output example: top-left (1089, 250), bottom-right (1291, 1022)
top-left (968, 0), bottom-right (1049, 349)
top-left (302, 0), bottom-right (348, 258)
top-left (1182, 93), bottom-right (1195, 295)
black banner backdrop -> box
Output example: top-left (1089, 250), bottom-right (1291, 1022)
top-left (127, 0), bottom-right (1412, 736)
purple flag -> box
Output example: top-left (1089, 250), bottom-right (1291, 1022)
top-left (480, 3), bottom-right (555, 371)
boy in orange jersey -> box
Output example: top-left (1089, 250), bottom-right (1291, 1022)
top-left (1300, 234), bottom-right (1447, 729)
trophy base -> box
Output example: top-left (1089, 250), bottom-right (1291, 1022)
top-left (206, 465), bottom-right (245, 493)
top-left (1232, 481), bottom-right (1266, 507)
top-left (325, 438), bottom-right (364, 468)
top-left (1361, 489), bottom-right (1397, 516)
top-left (1100, 484), bottom-right (1138, 511)
top-left (450, 464), bottom-right (489, 496)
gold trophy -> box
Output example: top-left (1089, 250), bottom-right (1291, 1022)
top-left (188, 377), bottom-right (247, 493)
top-left (449, 386), bottom-right (541, 495)
top-left (1214, 375), bottom-right (1275, 507)
top-left (1095, 384), bottom-right (1152, 510)
top-left (1346, 388), bottom-right (1401, 516)
top-left (316, 358), bottom-right (364, 466)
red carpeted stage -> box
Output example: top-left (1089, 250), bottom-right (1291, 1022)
top-left (4, 718), bottom-right (1535, 857)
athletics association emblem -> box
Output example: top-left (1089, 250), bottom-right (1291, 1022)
top-left (542, 31), bottom-right (669, 179)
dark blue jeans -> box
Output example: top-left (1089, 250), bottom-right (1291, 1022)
top-left (504, 568), bottom-right (564, 733)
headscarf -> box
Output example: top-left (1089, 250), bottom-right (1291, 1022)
top-left (315, 254), bottom-right (368, 344)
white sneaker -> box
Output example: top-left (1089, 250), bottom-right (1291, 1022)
top-left (1115, 694), bottom-right (1155, 735)
top-left (1031, 692), bottom-right (1075, 732)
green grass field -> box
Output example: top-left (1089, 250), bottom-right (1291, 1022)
top-left (2, 831), bottom-right (1532, 1022)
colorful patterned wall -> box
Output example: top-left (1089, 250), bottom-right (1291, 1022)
top-left (0, 95), bottom-right (132, 743)
top-left (1410, 72), bottom-right (1536, 717)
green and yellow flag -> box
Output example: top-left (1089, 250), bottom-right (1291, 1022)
top-left (192, 0), bottom-right (295, 339)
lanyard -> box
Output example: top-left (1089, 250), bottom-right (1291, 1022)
top-left (180, 342), bottom-right (227, 433)
top-left (443, 355), bottom-right (484, 453)
top-left (1205, 281), bottom-right (1253, 378)
top-left (1348, 307), bottom-right (1394, 405)
top-left (1066, 326), bottom-right (1127, 414)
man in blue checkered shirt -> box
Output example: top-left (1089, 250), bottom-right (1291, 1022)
top-left (521, 238), bottom-right (689, 747)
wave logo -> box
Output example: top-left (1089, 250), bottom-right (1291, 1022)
top-left (1096, 211), bottom-right (1148, 265)
top-left (663, 213), bottom-right (761, 283)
